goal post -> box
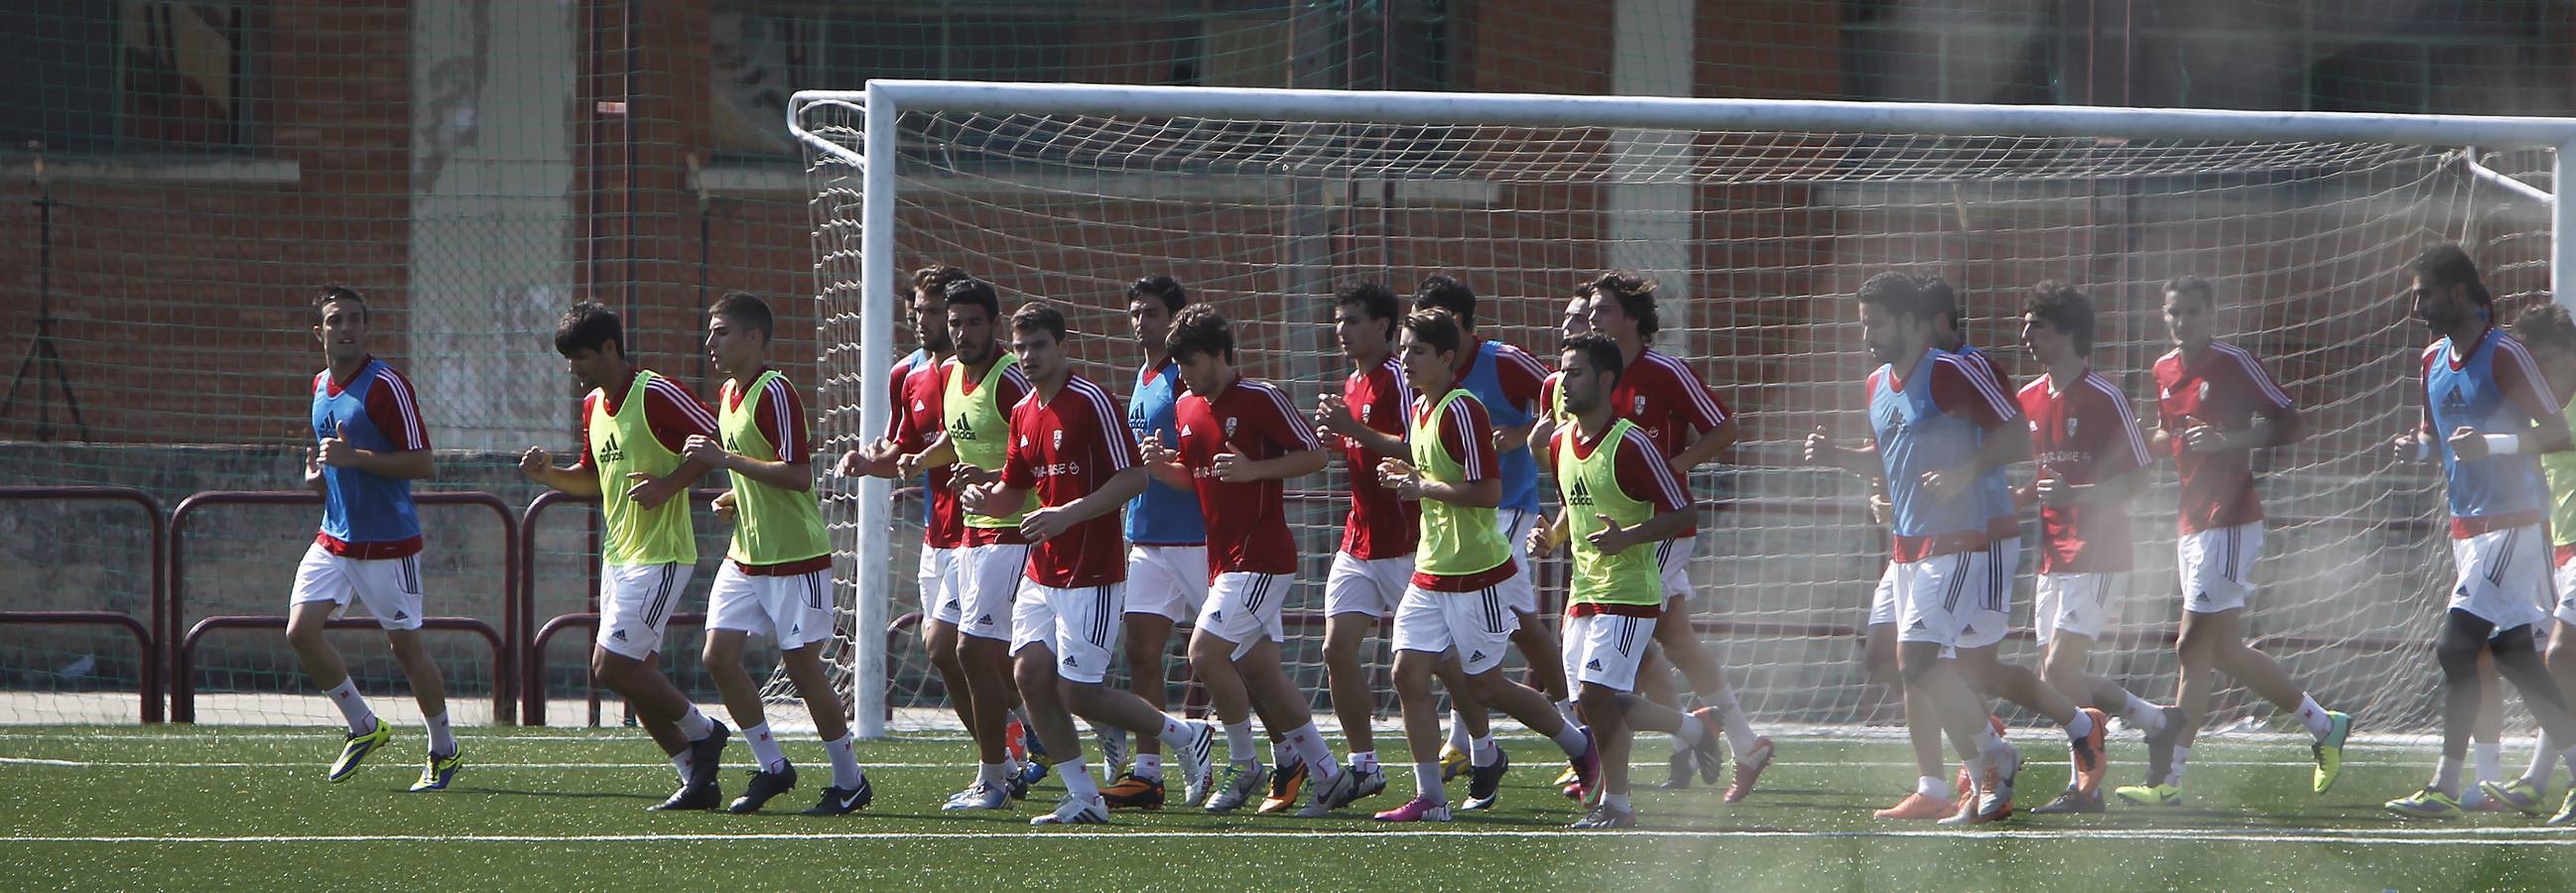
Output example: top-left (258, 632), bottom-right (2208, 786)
top-left (792, 80), bottom-right (2572, 740)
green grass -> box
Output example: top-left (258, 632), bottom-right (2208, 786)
top-left (1, 726), bottom-right (2571, 891)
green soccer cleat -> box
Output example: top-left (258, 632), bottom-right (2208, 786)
top-left (2479, 779), bottom-right (2547, 818)
top-left (407, 747), bottom-right (463, 793)
top-left (2311, 710), bottom-right (2352, 795)
top-left (2111, 782), bottom-right (2182, 807)
top-left (2383, 787), bottom-right (2463, 820)
top-left (328, 718), bottom-right (392, 783)
top-left (2549, 789), bottom-right (2576, 827)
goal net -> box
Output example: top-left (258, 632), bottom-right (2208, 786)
top-left (788, 82), bottom-right (2570, 739)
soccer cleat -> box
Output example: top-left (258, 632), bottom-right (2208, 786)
top-left (1689, 707), bottom-right (1729, 786)
top-left (1372, 796), bottom-right (1454, 823)
top-left (327, 717), bottom-right (392, 782)
top-left (1656, 746), bottom-right (1696, 790)
top-left (1098, 772), bottom-right (1166, 810)
top-left (1556, 765), bottom-right (1585, 789)
top-left (2139, 704), bottom-right (2183, 788)
top-left (727, 763), bottom-right (799, 814)
top-left (2111, 782), bottom-right (2183, 807)
top-left (804, 777), bottom-right (873, 816)
top-left (1203, 762), bottom-right (1270, 814)
top-left (2028, 786), bottom-right (2105, 815)
top-left (1012, 758), bottom-right (1049, 799)
top-left (2383, 787), bottom-right (2463, 820)
top-left (1725, 735), bottom-right (1773, 804)
top-left (942, 781), bottom-right (1011, 811)
top-left (1031, 793), bottom-right (1111, 826)
top-left (1178, 720), bottom-right (1216, 807)
top-left (1569, 727), bottom-right (1605, 805)
top-left (649, 782), bottom-right (721, 812)
top-left (2465, 790), bottom-right (2515, 813)
top-left (1350, 763), bottom-right (1388, 801)
top-left (1438, 746), bottom-right (1471, 782)
top-left (1460, 748), bottom-right (1510, 811)
top-left (1296, 764), bottom-right (1359, 818)
top-left (1095, 725), bottom-right (1131, 780)
top-left (1940, 743), bottom-right (2021, 826)
top-left (686, 719), bottom-right (731, 790)
top-left (1871, 793), bottom-right (1956, 821)
top-left (2069, 707), bottom-right (2108, 796)
top-left (1954, 767), bottom-right (1973, 804)
top-left (1257, 761), bottom-right (1306, 815)
top-left (2548, 788), bottom-right (2576, 826)
top-left (2312, 710), bottom-right (2353, 795)
top-left (407, 747), bottom-right (462, 793)
top-left (2478, 779), bottom-right (2544, 817)
top-left (1569, 801), bottom-right (1637, 829)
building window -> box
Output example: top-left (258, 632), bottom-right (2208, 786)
top-left (0, 1), bottom-right (252, 155)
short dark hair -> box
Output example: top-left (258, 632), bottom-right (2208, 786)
top-left (2410, 243), bottom-right (2493, 308)
top-left (2512, 301), bottom-right (2576, 353)
top-left (1854, 271), bottom-right (1926, 321)
top-left (2023, 281), bottom-right (2096, 354)
top-left (2163, 275), bottom-right (2215, 308)
top-left (1127, 276), bottom-right (1188, 314)
top-left (1558, 332), bottom-right (1626, 393)
top-left (1413, 274), bottom-right (1477, 329)
top-left (1918, 275), bottom-right (1960, 325)
top-left (913, 264), bottom-right (968, 297)
top-left (1010, 301), bottom-right (1069, 343)
top-left (1165, 304), bottom-right (1234, 362)
top-left (1402, 308), bottom-right (1466, 357)
top-left (943, 277), bottom-right (1001, 320)
top-left (709, 291), bottom-right (773, 339)
top-left (312, 286), bottom-right (366, 324)
top-left (555, 301), bottom-right (624, 357)
top-left (1582, 271), bottom-right (1661, 339)
top-left (1338, 280), bottom-right (1403, 340)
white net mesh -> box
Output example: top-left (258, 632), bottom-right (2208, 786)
top-left (789, 92), bottom-right (2557, 736)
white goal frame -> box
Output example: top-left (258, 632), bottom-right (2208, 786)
top-left (790, 79), bottom-right (2576, 739)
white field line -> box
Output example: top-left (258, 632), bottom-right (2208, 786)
top-left (5, 828), bottom-right (2572, 846)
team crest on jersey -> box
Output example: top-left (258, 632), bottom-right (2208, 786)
top-left (1633, 395), bottom-right (1647, 415)
top-left (2066, 416), bottom-right (2080, 438)
top-left (1224, 417), bottom-right (1238, 436)
top-left (2197, 380), bottom-right (2210, 401)
top-left (1360, 405), bottom-right (1372, 423)
top-left (1051, 430), bottom-right (1063, 450)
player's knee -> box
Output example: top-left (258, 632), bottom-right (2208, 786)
top-left (1390, 651), bottom-right (1435, 690)
top-left (2435, 631), bottom-right (2485, 681)
top-left (1896, 646), bottom-right (1943, 685)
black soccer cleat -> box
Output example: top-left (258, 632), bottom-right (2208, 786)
top-left (1460, 748), bottom-right (1510, 811)
top-left (686, 719), bottom-right (732, 789)
top-left (804, 776), bottom-right (874, 816)
top-left (727, 763), bottom-right (799, 814)
top-left (650, 782), bottom-right (722, 812)
top-left (2027, 786), bottom-right (2106, 815)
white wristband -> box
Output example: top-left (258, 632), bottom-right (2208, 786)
top-left (2412, 438), bottom-right (2433, 462)
top-left (2483, 434), bottom-right (2524, 455)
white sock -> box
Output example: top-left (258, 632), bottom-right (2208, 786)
top-left (1287, 723), bottom-right (1340, 778)
top-left (744, 721), bottom-right (788, 773)
top-left (1471, 734), bottom-right (1500, 768)
top-left (1557, 700), bottom-right (1580, 726)
top-left (1963, 754), bottom-right (1991, 789)
top-left (1270, 736), bottom-right (1291, 771)
top-left (2524, 731), bottom-right (2561, 787)
top-left (2064, 709), bottom-right (2096, 741)
top-left (2168, 745), bottom-right (2193, 786)
top-left (1914, 775), bottom-right (1947, 799)
top-left (323, 680), bottom-right (374, 734)
top-left (1604, 791), bottom-right (1632, 811)
top-left (1154, 715), bottom-right (1195, 749)
top-left (1676, 712), bottom-right (1711, 746)
top-left (1447, 709), bottom-right (1473, 753)
top-left (978, 761), bottom-right (1008, 787)
top-left (677, 706), bottom-right (715, 741)
top-left (2295, 695), bottom-right (2334, 740)
top-left (1709, 689), bottom-right (1762, 760)
top-left (1550, 721), bottom-right (1592, 757)
top-left (2475, 741), bottom-right (2504, 786)
top-left (1224, 721), bottom-right (1258, 767)
top-left (1134, 753), bottom-right (1164, 782)
top-left (2433, 755), bottom-right (2463, 796)
top-left (1975, 716), bottom-right (2005, 752)
top-left (823, 732), bottom-right (864, 789)
top-left (670, 753), bottom-right (693, 784)
top-left (1061, 757), bottom-right (1098, 800)
top-left (424, 711), bottom-right (455, 757)
top-left (2122, 694), bottom-right (2166, 734)
top-left (1414, 761), bottom-right (1446, 802)
top-left (1351, 750), bottom-right (1378, 773)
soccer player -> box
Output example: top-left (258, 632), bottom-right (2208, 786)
top-left (1370, 308), bottom-right (1603, 823)
top-left (1311, 281), bottom-right (1417, 806)
top-left (685, 292), bottom-right (872, 815)
top-left (2111, 275), bottom-right (2351, 809)
top-left (1095, 275), bottom-right (1210, 810)
top-left (2382, 244), bottom-right (2576, 824)
top-left (1577, 272), bottom-right (1775, 801)
top-left (2496, 302), bottom-right (2576, 822)
top-left (519, 302), bottom-right (733, 811)
top-left (1136, 305), bottom-right (1357, 817)
top-left (2012, 283), bottom-right (2166, 815)
top-left (289, 287), bottom-right (455, 791)
top-left (1411, 275), bottom-right (1569, 806)
top-left (1530, 331), bottom-right (1723, 829)
top-left (956, 302), bottom-right (1218, 827)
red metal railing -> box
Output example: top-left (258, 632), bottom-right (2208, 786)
top-left (518, 488), bottom-right (725, 726)
top-left (0, 486), bottom-right (166, 722)
top-left (168, 490), bottom-right (519, 723)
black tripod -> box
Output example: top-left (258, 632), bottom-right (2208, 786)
top-left (3, 146), bottom-right (88, 442)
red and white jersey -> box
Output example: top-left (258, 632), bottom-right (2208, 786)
top-left (314, 360), bottom-right (430, 452)
top-left (576, 369), bottom-right (717, 467)
top-left (2153, 340), bottom-right (2295, 534)
top-left (1409, 388), bottom-right (1511, 591)
top-left (1174, 375), bottom-right (1325, 577)
top-left (1338, 356), bottom-right (1419, 560)
top-left (723, 372), bottom-right (808, 463)
top-left (1950, 344), bottom-right (2023, 539)
top-left (999, 373), bottom-right (1137, 588)
top-left (888, 360), bottom-right (966, 549)
top-left (2018, 368), bottom-right (2150, 574)
top-left (1611, 348), bottom-right (1729, 535)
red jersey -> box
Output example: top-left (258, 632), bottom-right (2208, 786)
top-left (999, 373), bottom-right (1137, 588)
top-left (1611, 348), bottom-right (1729, 535)
top-left (1337, 356), bottom-right (1419, 560)
top-left (1410, 389), bottom-right (1514, 591)
top-left (576, 369), bottom-right (717, 467)
top-left (1951, 344), bottom-right (2024, 539)
top-left (888, 360), bottom-right (966, 549)
top-left (2018, 369), bottom-right (2149, 574)
top-left (1173, 375), bottom-right (1323, 576)
top-left (2153, 341), bottom-right (2295, 534)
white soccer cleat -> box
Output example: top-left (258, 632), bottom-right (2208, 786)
top-left (1030, 793), bottom-right (1111, 826)
top-left (1095, 724), bottom-right (1131, 780)
top-left (941, 781), bottom-right (1010, 812)
top-left (1295, 764), bottom-right (1359, 818)
top-left (1178, 719), bottom-right (1216, 806)
top-left (1204, 762), bottom-right (1271, 813)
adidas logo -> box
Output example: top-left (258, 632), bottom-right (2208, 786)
top-left (1065, 655), bottom-right (1079, 667)
top-left (1568, 476), bottom-right (1594, 507)
top-left (1908, 619), bottom-right (1928, 631)
top-left (1585, 658), bottom-right (1602, 671)
top-left (597, 433), bottom-right (626, 463)
top-left (611, 629), bottom-right (629, 641)
top-left (1469, 650), bottom-right (1486, 663)
top-left (2193, 591), bottom-right (2209, 603)
top-left (949, 413), bottom-right (977, 442)
top-left (976, 614), bottom-right (994, 625)
top-left (1962, 623), bottom-right (1977, 636)
top-left (1210, 610), bottom-right (1224, 621)
top-left (393, 610), bottom-right (409, 621)
top-left (2440, 386), bottom-right (2469, 416)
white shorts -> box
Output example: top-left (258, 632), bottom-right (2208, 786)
top-left (1196, 572), bottom-right (1291, 660)
top-left (2553, 556), bottom-right (2576, 627)
top-left (1495, 508), bottom-right (1542, 615)
top-left (1867, 561), bottom-right (1899, 627)
top-left (2451, 525), bottom-right (2550, 635)
top-left (1894, 550), bottom-right (2004, 659)
top-left (919, 545), bottom-right (962, 625)
top-left (2177, 522), bottom-right (2262, 614)
top-left (708, 564), bottom-right (836, 651)
top-left (2035, 572), bottom-right (2125, 643)
top-left (290, 543), bottom-right (426, 631)
top-left (1986, 536), bottom-right (2020, 609)
top-left (1325, 552), bottom-right (1415, 618)
top-left (596, 562), bottom-right (696, 660)
top-left (1392, 583), bottom-right (1519, 675)
top-left (1564, 611), bottom-right (1657, 693)
top-left (957, 542), bottom-right (1030, 642)
top-left (1010, 581), bottom-right (1123, 685)
top-left (1125, 545), bottom-right (1209, 623)
top-left (1655, 532), bottom-right (1698, 600)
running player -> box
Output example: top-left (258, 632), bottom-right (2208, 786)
top-left (2495, 301), bottom-right (2576, 822)
top-left (520, 302), bottom-right (732, 811)
top-left (1311, 281), bottom-right (1416, 806)
top-left (290, 287), bottom-right (456, 791)
top-left (2112, 275), bottom-right (2351, 808)
top-left (1095, 275), bottom-right (1210, 810)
